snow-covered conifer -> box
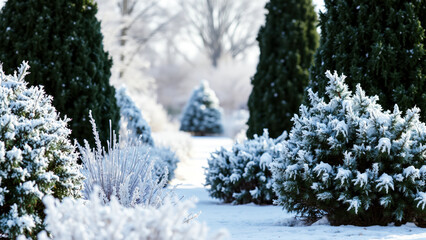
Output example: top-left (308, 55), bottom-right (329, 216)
top-left (180, 80), bottom-right (224, 135)
top-left (0, 62), bottom-right (83, 239)
top-left (247, 0), bottom-right (319, 139)
top-left (205, 130), bottom-right (285, 204)
top-left (115, 87), bottom-right (180, 183)
top-left (309, 0), bottom-right (425, 122)
top-left (150, 146), bottom-right (179, 182)
top-left (116, 86), bottom-right (154, 145)
top-left (271, 71), bottom-right (426, 226)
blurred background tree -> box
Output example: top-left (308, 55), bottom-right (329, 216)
top-left (0, 0), bottom-right (120, 147)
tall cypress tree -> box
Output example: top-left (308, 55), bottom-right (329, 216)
top-left (310, 1), bottom-right (425, 119)
top-left (247, 0), bottom-right (319, 139)
top-left (0, 0), bottom-right (120, 147)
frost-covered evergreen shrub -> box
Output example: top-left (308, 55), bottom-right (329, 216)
top-left (205, 130), bottom-right (284, 204)
top-left (180, 80), bottom-right (224, 135)
top-left (38, 189), bottom-right (227, 240)
top-left (79, 113), bottom-right (168, 207)
top-left (0, 62), bottom-right (83, 239)
top-left (150, 146), bottom-right (179, 182)
top-left (116, 86), bottom-right (154, 146)
top-left (271, 71), bottom-right (426, 226)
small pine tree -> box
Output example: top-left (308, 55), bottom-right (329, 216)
top-left (247, 0), bottom-right (319, 139)
top-left (0, 62), bottom-right (83, 239)
top-left (116, 86), bottom-right (154, 146)
top-left (272, 71), bottom-right (426, 226)
top-left (310, 0), bottom-right (426, 120)
top-left (0, 0), bottom-right (120, 147)
top-left (180, 80), bottom-right (223, 135)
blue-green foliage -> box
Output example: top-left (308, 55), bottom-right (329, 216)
top-left (272, 71), bottom-right (426, 226)
top-left (205, 130), bottom-right (284, 204)
top-left (180, 81), bottom-right (223, 135)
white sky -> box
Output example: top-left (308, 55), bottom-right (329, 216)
top-left (0, 0), bottom-right (325, 22)
top-left (314, 0), bottom-right (325, 13)
top-left (0, 0), bottom-right (324, 14)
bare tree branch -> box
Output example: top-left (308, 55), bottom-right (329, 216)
top-left (123, 11), bottom-right (183, 73)
top-left (180, 0), bottom-right (265, 67)
top-left (113, 0), bottom-right (179, 79)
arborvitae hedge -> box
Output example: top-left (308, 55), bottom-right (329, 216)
top-left (247, 0), bottom-right (319, 139)
top-left (0, 0), bottom-right (120, 147)
top-left (310, 0), bottom-right (425, 121)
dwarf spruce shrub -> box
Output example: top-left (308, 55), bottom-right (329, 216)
top-left (180, 81), bottom-right (223, 136)
top-left (271, 71), bottom-right (426, 226)
top-left (206, 130), bottom-right (285, 204)
top-left (0, 62), bottom-right (83, 239)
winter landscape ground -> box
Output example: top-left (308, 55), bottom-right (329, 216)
top-left (172, 137), bottom-right (426, 240)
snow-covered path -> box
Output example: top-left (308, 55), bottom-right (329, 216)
top-left (170, 136), bottom-right (233, 188)
top-left (171, 136), bottom-right (426, 240)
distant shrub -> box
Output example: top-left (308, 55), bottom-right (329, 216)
top-left (116, 87), bottom-right (181, 183)
top-left (271, 71), bottom-right (426, 226)
top-left (150, 146), bottom-right (179, 182)
top-left (180, 80), bottom-right (224, 135)
top-left (205, 130), bottom-right (284, 204)
top-left (38, 189), bottom-right (228, 240)
top-left (0, 62), bottom-right (83, 239)
top-left (116, 86), bottom-right (154, 146)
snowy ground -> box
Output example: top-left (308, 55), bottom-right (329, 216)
top-left (170, 136), bottom-right (426, 240)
